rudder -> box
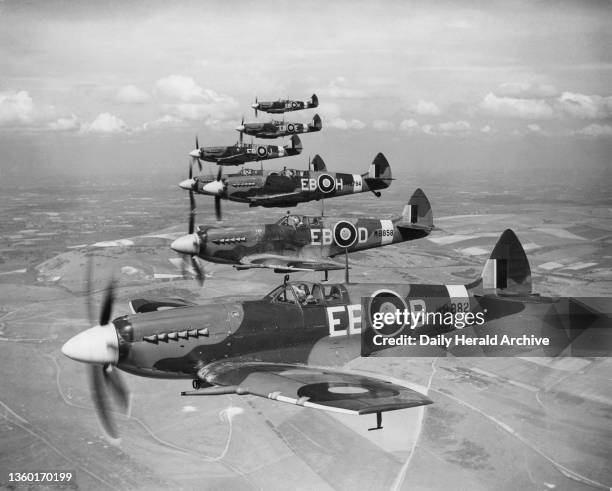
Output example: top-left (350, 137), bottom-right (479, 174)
top-left (479, 229), bottom-right (532, 295)
top-left (401, 188), bottom-right (433, 230)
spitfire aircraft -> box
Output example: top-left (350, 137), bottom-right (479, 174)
top-left (61, 229), bottom-right (602, 439)
top-left (170, 188), bottom-right (433, 277)
top-left (252, 94), bottom-right (318, 117)
top-left (178, 153), bottom-right (393, 218)
top-left (235, 114), bottom-right (322, 139)
top-left (190, 134), bottom-right (302, 166)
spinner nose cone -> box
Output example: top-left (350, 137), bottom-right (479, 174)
top-left (61, 325), bottom-right (119, 365)
top-left (201, 180), bottom-right (224, 196)
top-left (171, 234), bottom-right (200, 255)
top-left (251, 103), bottom-right (259, 109)
top-left (189, 149), bottom-right (201, 158)
top-left (235, 124), bottom-right (245, 132)
top-left (178, 178), bottom-right (195, 190)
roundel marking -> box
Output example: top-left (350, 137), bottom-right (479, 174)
top-left (367, 289), bottom-right (409, 337)
top-left (333, 220), bottom-right (358, 248)
top-left (318, 173), bottom-right (336, 193)
top-left (291, 101), bottom-right (298, 109)
top-left (257, 146), bottom-right (268, 157)
top-left (287, 123), bottom-right (295, 133)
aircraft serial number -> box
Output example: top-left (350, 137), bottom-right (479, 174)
top-left (374, 229), bottom-right (393, 237)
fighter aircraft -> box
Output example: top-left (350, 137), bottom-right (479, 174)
top-left (178, 153), bottom-right (393, 218)
top-left (61, 228), bottom-right (603, 439)
top-left (235, 114), bottom-right (322, 139)
top-left (252, 94), bottom-right (318, 117)
top-left (190, 134), bottom-right (302, 166)
top-left (170, 187), bottom-right (433, 278)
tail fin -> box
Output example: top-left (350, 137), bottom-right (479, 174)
top-left (367, 152), bottom-right (392, 180)
top-left (286, 134), bottom-right (302, 155)
top-left (311, 154), bottom-right (326, 171)
top-left (473, 229), bottom-right (532, 295)
top-left (311, 114), bottom-right (322, 130)
top-left (309, 94), bottom-right (319, 107)
top-left (398, 188), bottom-right (433, 231)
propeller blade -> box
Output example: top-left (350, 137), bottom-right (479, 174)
top-left (215, 195), bottom-right (222, 221)
top-left (105, 365), bottom-right (130, 414)
top-left (191, 256), bottom-right (205, 286)
top-left (89, 365), bottom-right (119, 439)
top-left (99, 279), bottom-right (115, 326)
top-left (216, 166), bottom-right (223, 181)
top-left (188, 190), bottom-right (196, 235)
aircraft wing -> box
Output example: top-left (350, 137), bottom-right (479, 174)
top-left (185, 361), bottom-right (432, 415)
top-left (216, 153), bottom-right (254, 165)
top-left (236, 254), bottom-right (345, 272)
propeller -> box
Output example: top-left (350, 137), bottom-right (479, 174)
top-left (252, 96), bottom-right (259, 117)
top-left (236, 116), bottom-right (245, 145)
top-left (190, 136), bottom-right (203, 173)
top-left (62, 259), bottom-right (131, 441)
top-left (172, 186), bottom-right (206, 286)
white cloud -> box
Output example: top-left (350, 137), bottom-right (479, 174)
top-left (319, 77), bottom-right (366, 99)
top-left (0, 90), bottom-right (53, 126)
top-left (399, 119), bottom-right (419, 132)
top-left (80, 113), bottom-right (128, 134)
top-left (141, 114), bottom-right (183, 131)
top-left (372, 119), bottom-right (395, 131)
top-left (327, 117), bottom-right (366, 130)
top-left (116, 85), bottom-right (150, 104)
top-left (480, 93), bottom-right (555, 119)
top-left (421, 124), bottom-right (435, 135)
top-left (414, 100), bottom-right (441, 116)
top-left (557, 92), bottom-right (612, 119)
top-left (496, 83), bottom-right (558, 98)
top-left (156, 75), bottom-right (205, 102)
top-left (574, 124), bottom-right (612, 137)
top-left (480, 125), bottom-right (492, 133)
top-left (49, 114), bottom-right (79, 131)
top-left (438, 120), bottom-right (470, 133)
top-left (527, 123), bottom-right (542, 132)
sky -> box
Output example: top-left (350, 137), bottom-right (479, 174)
top-left (0, 0), bottom-right (610, 183)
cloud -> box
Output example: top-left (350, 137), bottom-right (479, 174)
top-left (319, 77), bottom-right (366, 99)
top-left (496, 83), bottom-right (558, 98)
top-left (480, 92), bottom-right (555, 119)
top-left (414, 100), bottom-right (441, 116)
top-left (0, 90), bottom-right (54, 126)
top-left (557, 92), bottom-right (612, 119)
top-left (480, 125), bottom-right (492, 133)
top-left (399, 119), bottom-right (420, 132)
top-left (327, 118), bottom-right (366, 130)
top-left (527, 123), bottom-right (542, 133)
top-left (141, 114), bottom-right (183, 131)
top-left (574, 124), bottom-right (612, 137)
top-left (116, 85), bottom-right (150, 104)
top-left (49, 114), bottom-right (79, 131)
top-left (399, 118), bottom-right (470, 135)
top-left (372, 119), bottom-right (395, 131)
top-left (438, 120), bottom-right (470, 133)
top-left (80, 113), bottom-right (128, 134)
top-left (156, 75), bottom-right (205, 102)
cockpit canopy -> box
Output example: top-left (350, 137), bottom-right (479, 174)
top-left (276, 215), bottom-right (322, 228)
top-left (265, 281), bottom-right (346, 306)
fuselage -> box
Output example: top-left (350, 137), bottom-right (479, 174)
top-left (196, 214), bottom-right (428, 265)
top-left (110, 280), bottom-right (491, 380)
top-left (192, 168), bottom-right (389, 207)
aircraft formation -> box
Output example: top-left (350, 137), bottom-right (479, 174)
top-left (60, 92), bottom-right (602, 440)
